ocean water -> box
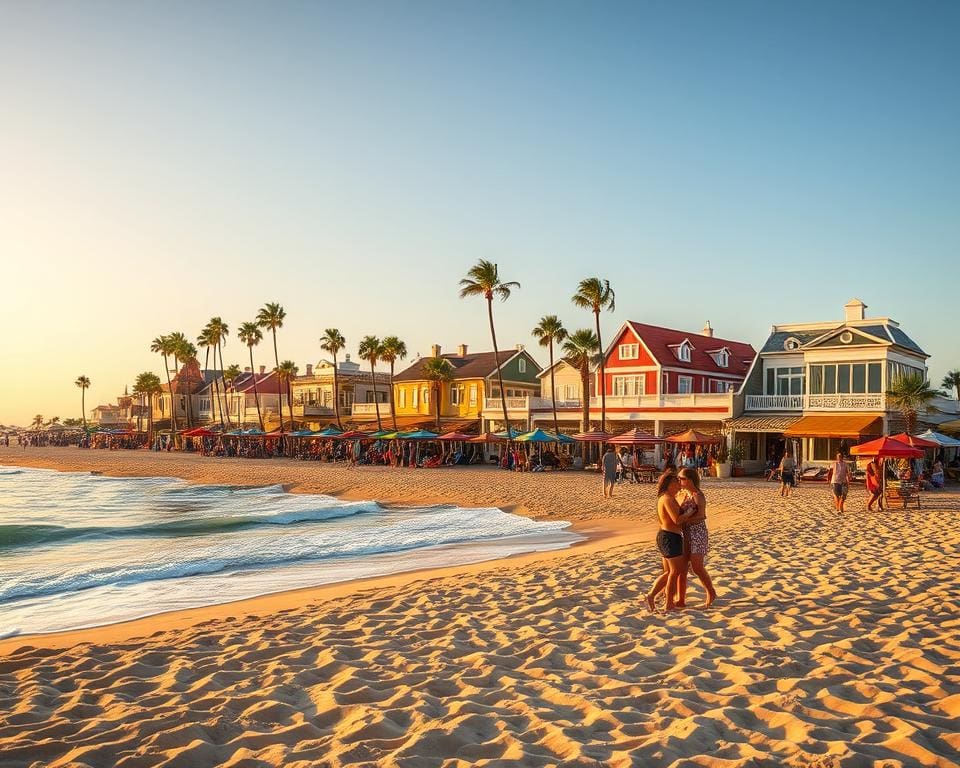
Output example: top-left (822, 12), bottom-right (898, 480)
top-left (0, 466), bottom-right (580, 636)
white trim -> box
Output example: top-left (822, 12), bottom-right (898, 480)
top-left (660, 365), bottom-right (744, 378)
top-left (677, 375), bottom-right (694, 394)
top-left (618, 342), bottom-right (640, 360)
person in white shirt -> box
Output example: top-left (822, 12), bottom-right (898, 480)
top-left (828, 452), bottom-right (849, 512)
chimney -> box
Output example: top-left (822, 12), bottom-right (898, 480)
top-left (345, 353), bottom-right (351, 362)
top-left (844, 298), bottom-right (867, 322)
top-left (515, 344), bottom-right (524, 351)
top-left (305, 363), bottom-right (313, 376)
top-left (431, 344), bottom-right (442, 358)
top-left (457, 344), bottom-right (468, 357)
top-left (259, 365), bottom-right (266, 375)
top-left (702, 321), bottom-right (713, 338)
top-left (244, 366), bottom-right (251, 373)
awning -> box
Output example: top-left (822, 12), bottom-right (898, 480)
top-left (938, 418), bottom-right (960, 435)
top-left (726, 415), bottom-right (801, 433)
top-left (783, 413), bottom-right (883, 438)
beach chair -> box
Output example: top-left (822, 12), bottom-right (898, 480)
top-left (885, 481), bottom-right (921, 509)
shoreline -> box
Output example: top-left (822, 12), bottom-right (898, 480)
top-left (0, 449), bottom-right (663, 654)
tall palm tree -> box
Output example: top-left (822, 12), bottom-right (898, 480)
top-left (257, 303), bottom-right (287, 433)
top-left (32, 414), bottom-right (43, 429)
top-left (886, 372), bottom-right (942, 434)
top-left (562, 329), bottom-right (600, 435)
top-left (150, 335), bottom-right (178, 432)
top-left (198, 325), bottom-right (216, 426)
top-left (223, 364), bottom-right (242, 426)
top-left (173, 338), bottom-right (198, 428)
top-left (459, 260), bottom-right (520, 436)
top-left (422, 357), bottom-right (455, 431)
top-left (238, 322), bottom-right (265, 431)
top-left (75, 375), bottom-right (91, 431)
top-left (572, 278), bottom-right (615, 432)
top-left (379, 336), bottom-right (407, 431)
top-left (358, 335), bottom-right (384, 432)
top-left (274, 360), bottom-right (299, 432)
top-left (532, 316), bottom-right (568, 437)
top-left (942, 370), bottom-right (960, 402)
top-left (208, 317), bottom-right (231, 428)
top-left (166, 331), bottom-right (190, 429)
top-left (320, 328), bottom-right (346, 430)
top-left (133, 372), bottom-right (162, 444)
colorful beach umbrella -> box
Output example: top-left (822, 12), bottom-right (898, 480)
top-left (402, 429), bottom-right (439, 440)
top-left (889, 433), bottom-right (939, 449)
top-left (609, 428), bottom-right (662, 444)
top-left (334, 430), bottom-right (369, 439)
top-left (665, 429), bottom-right (720, 444)
top-left (468, 432), bottom-right (508, 443)
top-left (849, 437), bottom-right (923, 458)
top-left (516, 429), bottom-right (559, 443)
top-left (315, 427), bottom-right (344, 437)
top-left (438, 431), bottom-right (475, 441)
top-left (915, 430), bottom-right (960, 448)
top-left (572, 430), bottom-right (612, 442)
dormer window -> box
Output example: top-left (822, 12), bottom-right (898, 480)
top-left (716, 350), bottom-right (728, 367)
top-left (783, 337), bottom-right (801, 351)
top-left (677, 343), bottom-right (691, 362)
top-left (518, 357), bottom-right (527, 374)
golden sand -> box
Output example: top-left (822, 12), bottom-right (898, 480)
top-left (1, 447), bottom-right (958, 767)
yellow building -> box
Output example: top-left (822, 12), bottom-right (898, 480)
top-left (392, 344), bottom-right (542, 429)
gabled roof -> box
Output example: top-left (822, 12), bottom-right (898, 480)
top-left (229, 371), bottom-right (283, 394)
top-left (536, 358), bottom-right (586, 379)
top-left (394, 350), bottom-right (526, 383)
top-left (759, 322), bottom-right (926, 357)
top-left (622, 322), bottom-right (755, 376)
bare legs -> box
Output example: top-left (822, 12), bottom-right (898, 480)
top-left (687, 553), bottom-right (716, 607)
top-left (646, 556), bottom-right (683, 611)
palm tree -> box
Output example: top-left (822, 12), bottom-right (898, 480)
top-left (942, 370), bottom-right (960, 402)
top-left (572, 278), bottom-right (615, 431)
top-left (32, 414), bottom-right (43, 429)
top-left (562, 329), bottom-right (600, 435)
top-left (50, 416), bottom-right (60, 425)
top-left (75, 375), bottom-right (91, 430)
top-left (198, 323), bottom-right (224, 428)
top-left (173, 338), bottom-right (198, 428)
top-left (223, 364), bottom-right (242, 426)
top-left (238, 322), bottom-right (265, 431)
top-left (133, 372), bottom-right (162, 444)
top-left (459, 260), bottom-right (520, 436)
top-left (166, 331), bottom-right (190, 429)
top-left (886, 372), bottom-right (943, 435)
top-left (380, 336), bottom-right (407, 431)
top-left (422, 357), bottom-right (455, 431)
top-left (150, 335), bottom-right (177, 432)
top-left (257, 302), bottom-right (287, 433)
top-left (274, 360), bottom-right (299, 432)
top-left (358, 335), bottom-right (384, 432)
top-left (208, 317), bottom-right (231, 428)
top-left (320, 328), bottom-right (347, 430)
top-left (532, 316), bottom-right (568, 437)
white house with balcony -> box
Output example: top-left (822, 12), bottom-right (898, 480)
top-left (727, 298), bottom-right (929, 469)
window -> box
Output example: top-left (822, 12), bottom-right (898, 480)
top-left (868, 363), bottom-right (882, 393)
top-left (423, 388), bottom-right (429, 405)
top-left (783, 337), bottom-right (801, 351)
top-left (814, 437), bottom-right (846, 461)
top-left (518, 358), bottom-right (526, 374)
top-left (677, 343), bottom-right (691, 362)
top-left (678, 376), bottom-right (693, 394)
top-left (469, 384), bottom-right (477, 406)
top-left (411, 388), bottom-right (418, 408)
top-left (619, 343), bottom-right (639, 360)
top-left (399, 389), bottom-right (406, 408)
top-left (712, 350), bottom-right (729, 367)
top-left (612, 375), bottom-right (644, 396)
top-left (451, 387), bottom-right (460, 405)
top-left (766, 366), bottom-right (806, 396)
top-left (888, 362), bottom-right (925, 385)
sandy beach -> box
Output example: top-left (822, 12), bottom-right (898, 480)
top-left (1, 447), bottom-right (958, 767)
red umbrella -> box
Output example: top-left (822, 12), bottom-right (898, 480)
top-left (608, 428), bottom-right (663, 444)
top-left (468, 432), bottom-right (508, 443)
top-left (334, 430), bottom-right (371, 440)
top-left (889, 433), bottom-right (938, 449)
top-left (850, 436), bottom-right (923, 458)
top-left (438, 431), bottom-right (475, 441)
top-left (665, 429), bottom-right (720, 444)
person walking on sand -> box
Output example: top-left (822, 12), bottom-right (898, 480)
top-left (778, 450), bottom-right (796, 497)
top-left (866, 457), bottom-right (884, 510)
top-left (676, 468), bottom-right (717, 608)
top-left (827, 451), bottom-right (849, 513)
top-left (602, 445), bottom-right (618, 498)
top-left (645, 472), bottom-right (686, 611)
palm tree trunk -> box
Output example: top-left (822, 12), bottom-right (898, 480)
top-left (595, 309), bottom-right (606, 432)
top-left (81, 388), bottom-right (86, 431)
top-left (549, 340), bottom-right (559, 437)
top-left (370, 361), bottom-right (382, 432)
top-left (217, 343), bottom-right (231, 428)
top-left (488, 296), bottom-right (510, 438)
top-left (148, 395), bottom-right (154, 446)
top-left (389, 362), bottom-right (398, 431)
top-left (163, 354), bottom-right (177, 433)
top-left (435, 383), bottom-right (442, 431)
top-left (287, 379), bottom-right (294, 434)
top-left (580, 366), bottom-right (590, 460)
top-left (272, 330), bottom-right (283, 434)
top-left (249, 348), bottom-right (264, 431)
top-left (332, 354), bottom-right (342, 429)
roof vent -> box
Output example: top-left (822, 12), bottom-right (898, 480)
top-left (431, 344), bottom-right (442, 358)
top-left (702, 321), bottom-right (714, 338)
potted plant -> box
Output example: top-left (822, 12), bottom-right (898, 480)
top-left (730, 441), bottom-right (745, 477)
top-left (715, 439), bottom-right (732, 479)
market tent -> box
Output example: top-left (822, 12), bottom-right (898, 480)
top-left (665, 429), bottom-right (720, 444)
top-left (468, 432), bottom-right (508, 443)
top-left (183, 427), bottom-right (217, 437)
top-left (288, 429), bottom-right (317, 437)
top-left (334, 430), bottom-right (370, 439)
top-left (915, 430), bottom-right (960, 448)
top-left (939, 419), bottom-right (960, 434)
top-left (315, 427), bottom-right (344, 437)
top-left (368, 430), bottom-right (395, 439)
top-left (494, 428), bottom-right (523, 440)
top-left (609, 428), bottom-right (662, 445)
top-left (403, 429), bottom-right (439, 440)
top-left (572, 430), bottom-right (612, 442)
top-left (438, 431), bottom-right (475, 441)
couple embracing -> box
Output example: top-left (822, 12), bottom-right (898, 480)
top-left (646, 468), bottom-right (717, 611)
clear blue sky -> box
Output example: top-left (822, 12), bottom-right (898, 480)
top-left (1, 1), bottom-right (957, 425)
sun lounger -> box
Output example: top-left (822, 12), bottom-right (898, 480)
top-left (800, 467), bottom-right (828, 482)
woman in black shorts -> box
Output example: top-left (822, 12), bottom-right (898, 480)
top-left (646, 472), bottom-right (686, 611)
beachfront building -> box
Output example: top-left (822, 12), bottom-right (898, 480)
top-left (498, 322), bottom-right (755, 437)
top-left (116, 390), bottom-right (151, 431)
top-left (89, 403), bottom-right (122, 426)
top-left (152, 360), bottom-right (223, 430)
top-left (392, 344), bottom-right (542, 433)
top-left (727, 299), bottom-right (930, 470)
top-left (223, 367), bottom-right (284, 430)
top-left (290, 356), bottom-right (389, 429)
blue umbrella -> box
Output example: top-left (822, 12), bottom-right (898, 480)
top-left (494, 428), bottom-right (523, 439)
top-left (516, 428), bottom-right (559, 443)
top-left (316, 427), bottom-right (343, 437)
top-left (402, 429), bottom-right (439, 439)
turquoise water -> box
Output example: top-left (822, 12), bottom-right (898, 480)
top-left (0, 466), bottom-right (580, 636)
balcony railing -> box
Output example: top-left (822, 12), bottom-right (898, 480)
top-left (589, 393), bottom-right (733, 409)
top-left (293, 403), bottom-right (337, 417)
top-left (746, 394), bottom-right (886, 411)
top-left (483, 397), bottom-right (532, 413)
top-left (351, 402), bottom-right (391, 417)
